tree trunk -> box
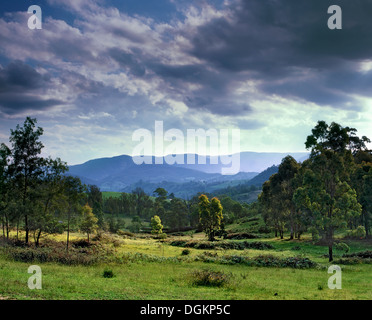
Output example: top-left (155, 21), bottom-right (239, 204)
top-left (36, 229), bottom-right (42, 247)
top-left (16, 219), bottom-right (19, 240)
top-left (327, 228), bottom-right (334, 262)
top-left (66, 215), bottom-right (70, 251)
top-left (328, 245), bottom-right (333, 262)
top-left (25, 214), bottom-right (29, 244)
top-left (364, 211), bottom-right (369, 237)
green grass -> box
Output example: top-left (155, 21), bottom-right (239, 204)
top-left (0, 231), bottom-right (371, 300)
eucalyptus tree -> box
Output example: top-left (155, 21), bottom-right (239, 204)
top-left (30, 157), bottom-right (68, 246)
top-left (294, 121), bottom-right (366, 261)
top-left (62, 176), bottom-right (86, 250)
top-left (7, 117), bottom-right (45, 243)
top-left (0, 143), bottom-right (11, 238)
top-left (198, 194), bottom-right (223, 241)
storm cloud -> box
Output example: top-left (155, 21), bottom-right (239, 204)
top-left (0, 0), bottom-right (371, 164)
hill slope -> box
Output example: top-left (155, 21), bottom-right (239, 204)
top-left (67, 152), bottom-right (306, 193)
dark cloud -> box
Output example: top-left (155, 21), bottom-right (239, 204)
top-left (108, 48), bottom-right (146, 77)
top-left (0, 94), bottom-right (64, 114)
top-left (0, 60), bottom-right (49, 92)
top-left (187, 0), bottom-right (372, 108)
top-left (0, 60), bottom-right (64, 114)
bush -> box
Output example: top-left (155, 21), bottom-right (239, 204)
top-left (4, 243), bottom-right (112, 266)
top-left (117, 230), bottom-right (135, 238)
top-left (253, 255), bottom-right (317, 269)
top-left (156, 233), bottom-right (167, 240)
top-left (224, 233), bottom-right (259, 240)
top-left (335, 242), bottom-right (350, 253)
top-left (72, 239), bottom-right (92, 248)
top-left (169, 240), bottom-right (274, 251)
top-left (342, 250), bottom-right (372, 259)
top-left (190, 269), bottom-right (232, 287)
top-left (181, 249), bottom-right (191, 256)
top-left (103, 268), bottom-right (114, 278)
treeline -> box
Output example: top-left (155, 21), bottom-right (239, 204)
top-left (0, 117), bottom-right (254, 243)
top-left (0, 118), bottom-right (109, 247)
top-left (103, 187), bottom-right (254, 231)
top-left (259, 121), bottom-right (372, 261)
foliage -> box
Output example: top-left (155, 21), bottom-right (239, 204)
top-left (198, 195), bottom-right (223, 241)
top-left (169, 240), bottom-right (274, 251)
top-left (189, 269), bottom-right (232, 287)
top-left (80, 204), bottom-right (99, 242)
top-left (150, 215), bottom-right (163, 234)
top-left (334, 242), bottom-right (350, 253)
top-left (103, 268), bottom-right (114, 278)
top-left (346, 226), bottom-right (366, 239)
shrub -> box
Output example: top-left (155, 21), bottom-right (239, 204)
top-left (335, 242), bottom-right (350, 253)
top-left (117, 230), bottom-right (135, 238)
top-left (156, 233), bottom-right (167, 240)
top-left (342, 250), bottom-right (372, 259)
top-left (190, 269), bottom-right (232, 287)
top-left (4, 244), bottom-right (112, 266)
top-left (72, 239), bottom-right (92, 248)
top-left (169, 240), bottom-right (274, 251)
top-left (224, 233), bottom-right (259, 240)
top-left (181, 249), bottom-right (191, 256)
top-left (103, 268), bottom-right (114, 278)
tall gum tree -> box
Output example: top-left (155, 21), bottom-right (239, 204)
top-left (294, 121), bottom-right (367, 261)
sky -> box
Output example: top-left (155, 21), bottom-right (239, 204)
top-left (0, 0), bottom-right (372, 165)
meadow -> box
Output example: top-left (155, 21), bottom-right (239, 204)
top-left (0, 224), bottom-right (371, 300)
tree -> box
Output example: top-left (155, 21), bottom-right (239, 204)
top-left (8, 117), bottom-right (45, 243)
top-left (80, 204), bottom-right (98, 242)
top-left (128, 215), bottom-right (142, 233)
top-left (295, 121), bottom-right (365, 261)
top-left (259, 178), bottom-right (286, 239)
top-left (275, 156), bottom-right (301, 239)
top-left (151, 215), bottom-right (163, 234)
top-left (62, 176), bottom-right (86, 250)
top-left (198, 194), bottom-right (223, 241)
top-left (153, 187), bottom-right (168, 222)
top-left (87, 185), bottom-right (104, 227)
top-left (132, 187), bottom-right (152, 218)
top-left (31, 157), bottom-right (68, 246)
top-left (351, 162), bottom-right (372, 236)
top-left (0, 143), bottom-right (11, 238)
top-left (166, 197), bottom-right (188, 231)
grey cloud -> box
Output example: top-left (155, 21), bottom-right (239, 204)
top-left (187, 0), bottom-right (372, 108)
top-left (0, 60), bottom-right (64, 114)
top-left (0, 60), bottom-right (49, 92)
top-left (0, 94), bottom-right (64, 114)
top-left (108, 48), bottom-right (146, 77)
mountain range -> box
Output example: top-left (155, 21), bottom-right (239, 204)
top-left (67, 152), bottom-right (308, 198)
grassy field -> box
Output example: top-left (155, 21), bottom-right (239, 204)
top-left (0, 229), bottom-right (371, 300)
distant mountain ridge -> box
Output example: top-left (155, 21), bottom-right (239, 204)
top-left (67, 152), bottom-right (308, 194)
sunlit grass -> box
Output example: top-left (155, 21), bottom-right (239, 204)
top-left (0, 229), bottom-right (371, 300)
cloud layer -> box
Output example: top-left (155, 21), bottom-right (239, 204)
top-left (0, 0), bottom-right (371, 164)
